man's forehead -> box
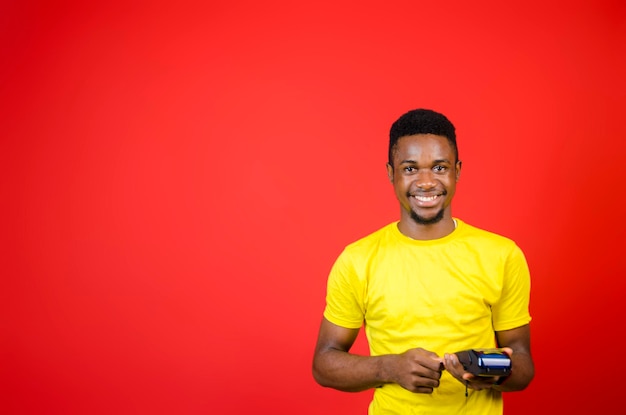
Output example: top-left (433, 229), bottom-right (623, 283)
top-left (393, 134), bottom-right (453, 152)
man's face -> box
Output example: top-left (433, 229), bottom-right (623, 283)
top-left (386, 134), bottom-right (461, 225)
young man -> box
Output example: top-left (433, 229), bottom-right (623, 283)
top-left (312, 109), bottom-right (534, 414)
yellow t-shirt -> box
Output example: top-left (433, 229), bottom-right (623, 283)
top-left (323, 219), bottom-right (531, 415)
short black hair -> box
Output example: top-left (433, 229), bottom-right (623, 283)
top-left (388, 109), bottom-right (458, 165)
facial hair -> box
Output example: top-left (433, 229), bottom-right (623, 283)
top-left (409, 207), bottom-right (445, 225)
top-left (406, 188), bottom-right (447, 225)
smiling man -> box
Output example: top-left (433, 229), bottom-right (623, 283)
top-left (312, 109), bottom-right (534, 414)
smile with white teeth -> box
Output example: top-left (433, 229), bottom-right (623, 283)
top-left (413, 195), bottom-right (439, 202)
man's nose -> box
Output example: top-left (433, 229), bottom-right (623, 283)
top-left (415, 170), bottom-right (436, 189)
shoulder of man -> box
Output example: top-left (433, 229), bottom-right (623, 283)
top-left (457, 219), bottom-right (519, 250)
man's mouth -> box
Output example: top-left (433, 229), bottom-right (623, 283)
top-left (408, 191), bottom-right (446, 207)
top-left (413, 194), bottom-right (440, 203)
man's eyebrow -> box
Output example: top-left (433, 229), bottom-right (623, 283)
top-left (399, 158), bottom-right (452, 164)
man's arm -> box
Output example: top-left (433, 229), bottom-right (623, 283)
top-left (493, 324), bottom-right (534, 391)
top-left (312, 317), bottom-right (443, 393)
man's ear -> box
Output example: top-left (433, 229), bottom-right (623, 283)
top-left (386, 163), bottom-right (394, 183)
top-left (455, 160), bottom-right (462, 181)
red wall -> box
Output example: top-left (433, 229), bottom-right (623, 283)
top-left (2, 1), bottom-right (625, 413)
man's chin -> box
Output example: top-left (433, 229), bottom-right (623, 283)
top-left (410, 209), bottom-right (444, 225)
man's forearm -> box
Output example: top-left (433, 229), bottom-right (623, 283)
top-left (494, 351), bottom-right (534, 391)
top-left (313, 348), bottom-right (390, 392)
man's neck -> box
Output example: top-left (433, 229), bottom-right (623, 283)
top-left (397, 217), bottom-right (457, 241)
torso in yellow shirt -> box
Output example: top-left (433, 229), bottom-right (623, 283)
top-left (324, 219), bottom-right (531, 415)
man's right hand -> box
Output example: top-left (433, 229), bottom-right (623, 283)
top-left (382, 348), bottom-right (443, 393)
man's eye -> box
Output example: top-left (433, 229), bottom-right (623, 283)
top-left (433, 165), bottom-right (446, 172)
top-left (404, 166), bottom-right (415, 173)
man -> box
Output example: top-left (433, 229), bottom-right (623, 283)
top-left (312, 109), bottom-right (534, 414)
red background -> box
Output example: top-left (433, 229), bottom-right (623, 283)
top-left (2, 1), bottom-right (625, 413)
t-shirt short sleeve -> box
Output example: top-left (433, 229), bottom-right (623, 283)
top-left (323, 249), bottom-right (366, 329)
